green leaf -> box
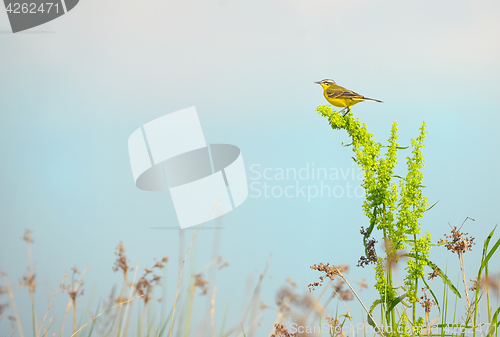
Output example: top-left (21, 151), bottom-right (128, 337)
top-left (475, 227), bottom-right (497, 288)
top-left (426, 200), bottom-right (439, 212)
top-left (487, 306), bottom-right (500, 336)
top-left (406, 254), bottom-right (461, 298)
top-left (367, 299), bottom-right (382, 328)
top-left (158, 306), bottom-right (173, 337)
top-left (481, 233), bottom-right (500, 272)
top-left (385, 293), bottom-right (408, 323)
top-left (426, 260), bottom-right (461, 298)
top-left (484, 226), bottom-right (497, 250)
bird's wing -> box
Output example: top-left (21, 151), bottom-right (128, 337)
top-left (324, 88), bottom-right (343, 99)
top-left (325, 87), bottom-right (365, 100)
top-left (336, 90), bottom-right (365, 100)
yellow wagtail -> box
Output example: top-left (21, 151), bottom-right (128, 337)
top-left (315, 79), bottom-right (382, 116)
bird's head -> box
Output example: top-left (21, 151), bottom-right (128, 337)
top-left (314, 79), bottom-right (336, 88)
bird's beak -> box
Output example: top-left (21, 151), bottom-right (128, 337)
top-left (314, 81), bottom-right (321, 84)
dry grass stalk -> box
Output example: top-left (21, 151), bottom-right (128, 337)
top-left (304, 279), bottom-right (332, 325)
top-left (210, 286), bottom-right (217, 337)
top-left (168, 199), bottom-right (221, 337)
top-left (330, 265), bottom-right (382, 335)
top-left (310, 262), bottom-right (385, 336)
top-left (236, 253), bottom-right (271, 337)
top-left (36, 273), bottom-right (66, 337)
top-left (119, 259), bottom-right (140, 337)
top-left (20, 229), bottom-right (38, 336)
top-left (218, 255), bottom-right (272, 337)
top-left (420, 287), bottom-right (437, 335)
top-left (60, 265), bottom-right (88, 336)
top-left (326, 316), bottom-right (349, 337)
top-left (0, 270), bottom-right (25, 337)
top-left (439, 218), bottom-right (476, 317)
top-left (111, 240), bottom-right (131, 334)
top-left (330, 287), bottom-right (354, 335)
top-left (62, 265), bottom-right (86, 335)
top-left (69, 294), bottom-right (144, 337)
top-left (134, 255), bottom-right (168, 334)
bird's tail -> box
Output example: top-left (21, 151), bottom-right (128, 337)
top-left (364, 97), bottom-right (383, 103)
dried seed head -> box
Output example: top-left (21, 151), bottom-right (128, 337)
top-left (357, 236), bottom-right (378, 268)
top-left (332, 279), bottom-right (353, 301)
top-left (194, 273), bottom-right (209, 295)
top-left (134, 257), bottom-right (168, 304)
top-left (271, 323), bottom-right (297, 337)
top-left (358, 278), bottom-right (369, 291)
top-left (112, 242), bottom-right (129, 277)
top-left (217, 257), bottom-right (229, 270)
top-left (440, 226), bottom-right (475, 255)
top-left (419, 287), bottom-right (436, 313)
top-left (308, 263), bottom-right (349, 291)
top-left (259, 302), bottom-right (269, 311)
top-left (22, 229), bottom-right (34, 244)
top-left (428, 268), bottom-right (440, 280)
top-left (62, 265), bottom-right (85, 302)
top-left (470, 276), bottom-right (499, 293)
top-left (20, 271), bottom-right (36, 294)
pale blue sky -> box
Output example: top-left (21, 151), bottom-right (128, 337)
top-left (1, 0), bottom-right (500, 335)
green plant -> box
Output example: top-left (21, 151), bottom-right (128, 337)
top-left (310, 106), bottom-right (450, 335)
top-left (309, 105), bottom-right (500, 337)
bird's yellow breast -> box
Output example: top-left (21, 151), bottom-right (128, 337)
top-left (323, 92), bottom-right (361, 108)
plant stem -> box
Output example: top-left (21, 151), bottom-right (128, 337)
top-left (72, 298), bottom-right (77, 337)
top-left (459, 252), bottom-right (471, 312)
top-left (332, 265), bottom-right (385, 337)
top-left (141, 301), bottom-right (148, 337)
top-left (486, 263), bottom-right (491, 323)
top-left (30, 291), bottom-right (36, 337)
top-left (0, 271), bottom-right (25, 337)
top-left (413, 233), bottom-right (418, 326)
top-left (168, 200), bottom-right (220, 337)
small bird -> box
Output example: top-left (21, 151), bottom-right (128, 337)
top-left (315, 79), bottom-right (382, 116)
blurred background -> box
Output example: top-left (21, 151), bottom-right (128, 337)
top-left (1, 0), bottom-right (499, 335)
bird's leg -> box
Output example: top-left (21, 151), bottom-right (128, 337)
top-left (342, 107), bottom-right (351, 117)
top-left (338, 107), bottom-right (347, 115)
